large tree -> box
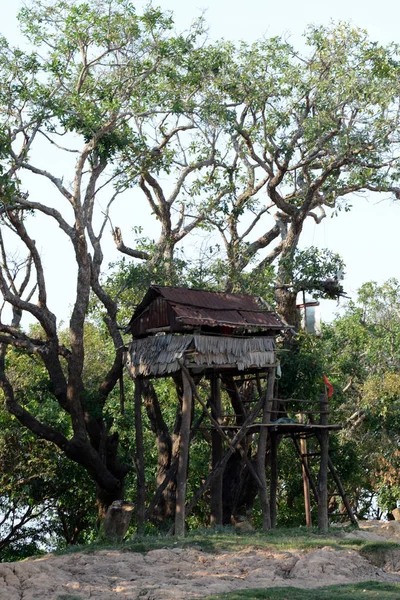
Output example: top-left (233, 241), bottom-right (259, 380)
top-left (0, 0), bottom-right (225, 518)
top-left (1, 0), bottom-right (400, 532)
top-left (176, 25), bottom-right (400, 322)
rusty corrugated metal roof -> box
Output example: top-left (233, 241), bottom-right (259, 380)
top-left (155, 286), bottom-right (260, 310)
top-left (127, 285), bottom-right (285, 336)
top-left (172, 304), bottom-right (282, 329)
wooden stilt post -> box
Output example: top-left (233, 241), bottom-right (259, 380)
top-left (185, 390), bottom-right (268, 517)
top-left (307, 414), bottom-right (356, 526)
top-left (134, 378), bottom-right (146, 534)
top-left (175, 368), bottom-right (192, 537)
top-left (300, 436), bottom-right (312, 527)
top-left (317, 391), bottom-right (329, 532)
top-left (256, 366), bottom-right (275, 531)
top-left (210, 373), bottom-right (223, 526)
top-left (292, 435), bottom-right (319, 503)
top-left (299, 415), bottom-right (312, 527)
top-left (269, 432), bottom-right (278, 528)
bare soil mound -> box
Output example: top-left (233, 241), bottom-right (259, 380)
top-left (1, 521), bottom-right (399, 600)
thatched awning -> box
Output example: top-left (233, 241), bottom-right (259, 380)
top-left (125, 334), bottom-right (275, 377)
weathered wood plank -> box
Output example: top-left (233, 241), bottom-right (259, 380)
top-left (134, 379), bottom-right (146, 535)
top-left (175, 370), bottom-right (192, 536)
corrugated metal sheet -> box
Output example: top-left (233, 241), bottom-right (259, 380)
top-left (126, 334), bottom-right (275, 377)
top-left (172, 304), bottom-right (281, 329)
top-left (155, 286), bottom-right (260, 310)
top-left (127, 285), bottom-right (285, 336)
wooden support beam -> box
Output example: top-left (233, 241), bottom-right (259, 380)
top-left (145, 411), bottom-right (206, 523)
top-left (292, 435), bottom-right (319, 503)
top-left (327, 459), bottom-right (358, 527)
top-left (175, 369), bottom-right (192, 537)
top-left (269, 432), bottom-right (278, 528)
top-left (210, 374), bottom-right (223, 526)
top-left (307, 413), bottom-right (357, 527)
top-left (183, 367), bottom-right (263, 512)
top-left (184, 390), bottom-right (268, 517)
top-left (182, 366), bottom-right (235, 452)
top-left (300, 431), bottom-right (312, 527)
top-left (317, 392), bottom-right (329, 532)
top-left (215, 423), bottom-right (341, 431)
top-left (134, 379), bottom-right (146, 535)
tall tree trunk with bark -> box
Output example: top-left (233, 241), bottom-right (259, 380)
top-left (142, 378), bottom-right (183, 522)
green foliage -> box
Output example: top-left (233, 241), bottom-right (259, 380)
top-left (280, 248), bottom-right (345, 298)
top-left (319, 279), bottom-right (400, 517)
top-left (279, 333), bottom-right (325, 400)
top-left (201, 582), bottom-right (400, 600)
top-left (0, 329), bottom-right (114, 560)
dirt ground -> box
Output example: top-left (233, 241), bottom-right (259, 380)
top-left (1, 521), bottom-right (399, 600)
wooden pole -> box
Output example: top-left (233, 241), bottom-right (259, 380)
top-left (269, 432), bottom-right (278, 528)
top-left (299, 413), bottom-right (312, 527)
top-left (185, 390), bottom-right (267, 517)
top-left (256, 366), bottom-right (275, 531)
top-left (146, 410), bottom-right (206, 522)
top-left (134, 378), bottom-right (146, 535)
top-left (175, 369), bottom-right (192, 537)
top-left (292, 435), bottom-right (319, 503)
top-left (308, 414), bottom-right (358, 528)
top-left (328, 458), bottom-right (358, 527)
top-left (181, 366), bottom-right (263, 503)
top-left (300, 436), bottom-right (312, 527)
top-left (210, 373), bottom-right (223, 526)
top-left (317, 390), bottom-right (329, 532)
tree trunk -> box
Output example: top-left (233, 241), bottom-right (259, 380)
top-left (275, 287), bottom-right (300, 329)
top-left (275, 217), bottom-right (303, 327)
top-left (256, 367), bottom-right (275, 530)
top-left (101, 500), bottom-right (135, 542)
top-left (82, 416), bottom-right (129, 524)
top-left (220, 375), bottom-right (254, 523)
top-left (142, 379), bottom-right (176, 521)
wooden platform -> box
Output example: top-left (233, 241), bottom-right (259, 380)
top-left (216, 423), bottom-right (342, 434)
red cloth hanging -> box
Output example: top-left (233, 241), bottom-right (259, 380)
top-left (323, 374), bottom-right (334, 398)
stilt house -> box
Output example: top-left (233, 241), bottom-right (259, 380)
top-left (125, 285), bottom-right (355, 535)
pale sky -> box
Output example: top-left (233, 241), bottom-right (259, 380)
top-left (1, 0), bottom-right (400, 324)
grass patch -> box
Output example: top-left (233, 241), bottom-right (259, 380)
top-left (200, 581), bottom-right (400, 599)
top-left (51, 525), bottom-right (372, 558)
top-left (360, 541), bottom-right (400, 568)
top-left (361, 541), bottom-right (400, 555)
top-left (56, 595), bottom-right (86, 600)
top-left (337, 537), bottom-right (365, 547)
